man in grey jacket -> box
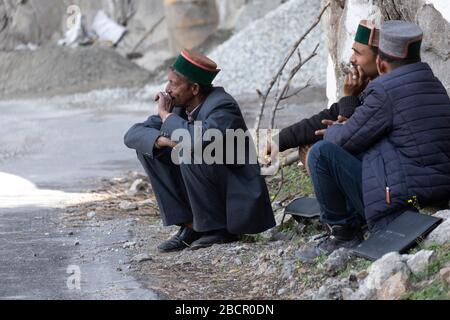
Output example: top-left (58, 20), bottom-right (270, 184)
top-left (124, 50), bottom-right (275, 253)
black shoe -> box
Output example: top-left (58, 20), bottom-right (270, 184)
top-left (190, 229), bottom-right (239, 250)
top-left (296, 224), bottom-right (363, 263)
top-left (157, 226), bottom-right (202, 253)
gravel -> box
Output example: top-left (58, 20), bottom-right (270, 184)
top-left (209, 0), bottom-right (327, 97)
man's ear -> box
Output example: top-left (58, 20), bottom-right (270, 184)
top-left (191, 83), bottom-right (201, 96)
top-left (376, 56), bottom-right (388, 75)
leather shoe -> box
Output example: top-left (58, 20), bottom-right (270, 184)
top-left (190, 229), bottom-right (239, 250)
top-left (158, 226), bottom-right (202, 253)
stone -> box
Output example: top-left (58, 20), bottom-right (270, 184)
top-left (365, 252), bottom-right (410, 290)
top-left (341, 287), bottom-right (356, 300)
top-left (119, 201), bottom-right (138, 211)
top-left (138, 199), bottom-right (155, 208)
top-left (127, 179), bottom-right (149, 196)
top-left (424, 219), bottom-right (450, 245)
top-left (406, 250), bottom-right (436, 275)
top-left (313, 278), bottom-right (347, 300)
top-left (433, 210), bottom-right (450, 221)
top-left (86, 211), bottom-right (96, 219)
top-left (234, 258), bottom-right (242, 266)
top-left (277, 288), bottom-right (287, 296)
top-left (131, 254), bottom-right (153, 263)
top-left (123, 241), bottom-right (136, 249)
top-left (439, 267), bottom-right (450, 285)
top-left (349, 284), bottom-right (376, 300)
top-left (281, 260), bottom-right (295, 280)
top-left (377, 272), bottom-right (408, 300)
top-left (324, 248), bottom-right (352, 273)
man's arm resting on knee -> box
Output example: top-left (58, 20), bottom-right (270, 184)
top-left (124, 116), bottom-right (166, 158)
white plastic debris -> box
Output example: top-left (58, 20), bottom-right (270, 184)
top-left (91, 10), bottom-right (127, 45)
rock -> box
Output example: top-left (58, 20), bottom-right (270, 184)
top-left (324, 248), bottom-right (352, 273)
top-left (439, 267), bottom-right (450, 285)
top-left (131, 254), bottom-right (153, 263)
top-left (300, 289), bottom-right (315, 300)
top-left (341, 287), bottom-right (356, 300)
top-left (406, 250), bottom-right (436, 275)
top-left (74, 241), bottom-right (80, 246)
top-left (365, 252), bottom-right (410, 290)
top-left (123, 241), bottom-right (136, 249)
top-left (86, 211), bottom-right (96, 219)
top-left (348, 284), bottom-right (376, 301)
top-left (131, 172), bottom-right (149, 181)
top-left (234, 258), bottom-right (242, 266)
top-left (424, 219), bottom-right (450, 245)
top-left (356, 270), bottom-right (369, 281)
top-left (127, 179), bottom-right (149, 196)
top-left (119, 201), bottom-right (138, 211)
top-left (277, 288), bottom-right (287, 296)
top-left (313, 278), bottom-right (348, 300)
top-left (281, 260), bottom-right (295, 280)
top-left (264, 265), bottom-right (278, 276)
top-left (272, 201), bottom-right (283, 211)
top-left (433, 210), bottom-right (450, 221)
top-left (353, 252), bottom-right (410, 300)
top-left (138, 199), bottom-right (155, 208)
top-left (377, 272), bottom-right (408, 300)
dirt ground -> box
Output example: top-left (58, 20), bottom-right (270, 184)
top-left (59, 167), bottom-right (369, 300)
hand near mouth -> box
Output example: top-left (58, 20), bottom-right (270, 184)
top-left (155, 92), bottom-right (174, 122)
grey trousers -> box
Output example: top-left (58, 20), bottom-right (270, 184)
top-left (137, 151), bottom-right (228, 232)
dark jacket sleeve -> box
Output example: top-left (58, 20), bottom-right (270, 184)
top-left (124, 115), bottom-right (163, 159)
top-left (160, 102), bottom-right (244, 148)
top-left (277, 95), bottom-right (361, 152)
top-left (324, 83), bottom-right (392, 155)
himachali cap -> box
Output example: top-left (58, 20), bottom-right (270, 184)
top-left (355, 20), bottom-right (380, 47)
top-left (172, 49), bottom-right (221, 86)
top-left (379, 20), bottom-right (423, 60)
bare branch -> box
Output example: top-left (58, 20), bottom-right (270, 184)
top-left (282, 78), bottom-right (312, 100)
top-left (269, 43), bottom-right (320, 128)
top-left (254, 2), bottom-right (330, 132)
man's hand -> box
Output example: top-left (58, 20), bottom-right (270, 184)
top-left (155, 136), bottom-right (177, 149)
top-left (260, 142), bottom-right (280, 176)
top-left (343, 65), bottom-right (369, 97)
top-left (155, 92), bottom-right (173, 121)
top-left (315, 116), bottom-right (348, 137)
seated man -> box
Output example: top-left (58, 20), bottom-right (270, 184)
top-left (268, 20), bottom-right (380, 166)
top-left (297, 21), bottom-right (450, 262)
top-left (124, 50), bottom-right (275, 253)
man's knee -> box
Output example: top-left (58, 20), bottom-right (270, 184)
top-left (307, 141), bottom-right (338, 174)
top-left (308, 141), bottom-right (338, 161)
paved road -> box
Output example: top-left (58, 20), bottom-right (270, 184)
top-left (0, 86), bottom-right (326, 300)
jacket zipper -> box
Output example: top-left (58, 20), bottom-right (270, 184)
top-left (382, 157), bottom-right (391, 205)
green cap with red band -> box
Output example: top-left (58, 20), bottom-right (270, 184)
top-left (172, 50), bottom-right (221, 86)
top-left (355, 20), bottom-right (380, 47)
